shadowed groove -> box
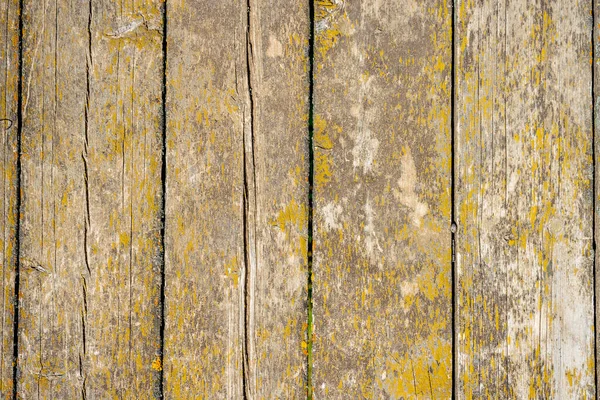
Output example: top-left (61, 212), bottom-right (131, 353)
top-left (306, 0), bottom-right (315, 398)
top-left (11, 0), bottom-right (24, 397)
top-left (451, 0), bottom-right (457, 398)
top-left (159, 0), bottom-right (168, 397)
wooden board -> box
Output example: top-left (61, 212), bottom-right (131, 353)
top-left (18, 0), bottom-right (163, 397)
top-left (163, 0), bottom-right (309, 397)
top-left (248, 0), bottom-right (310, 397)
top-left (595, 0), bottom-right (600, 394)
top-left (456, 0), bottom-right (595, 398)
top-left (163, 1), bottom-right (245, 396)
top-left (0, 0), bottom-right (20, 395)
top-left (312, 1), bottom-right (453, 397)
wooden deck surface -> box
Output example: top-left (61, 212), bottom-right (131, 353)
top-left (0, 0), bottom-right (599, 398)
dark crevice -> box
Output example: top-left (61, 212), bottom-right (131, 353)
top-left (241, 168), bottom-right (250, 400)
top-left (158, 0), bottom-right (168, 398)
top-left (12, 0), bottom-right (24, 396)
top-left (241, 0), bottom-right (255, 397)
top-left (80, 2), bottom-right (93, 399)
top-left (306, 0), bottom-right (315, 398)
top-left (450, 0), bottom-right (457, 399)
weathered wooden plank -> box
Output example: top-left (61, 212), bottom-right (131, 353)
top-left (595, 0), bottom-right (600, 395)
top-left (247, 0), bottom-right (310, 397)
top-left (18, 0), bottom-right (87, 395)
top-left (163, 1), bottom-right (245, 397)
top-left (0, 0), bottom-right (20, 395)
top-left (456, 0), bottom-right (595, 398)
top-left (83, 2), bottom-right (164, 397)
top-left (312, 1), bottom-right (453, 398)
top-left (18, 0), bottom-right (164, 397)
top-left (164, 0), bottom-right (310, 397)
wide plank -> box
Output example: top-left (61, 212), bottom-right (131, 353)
top-left (456, 0), bottom-right (595, 397)
top-left (312, 1), bottom-right (453, 397)
top-left (18, 0), bottom-right (164, 397)
top-left (164, 0), bottom-right (310, 397)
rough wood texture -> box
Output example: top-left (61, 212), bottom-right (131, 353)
top-left (18, 0), bottom-right (163, 397)
top-left (248, 0), bottom-right (309, 397)
top-left (164, 0), bottom-right (309, 397)
top-left (0, 0), bottom-right (19, 395)
top-left (312, 1), bottom-right (453, 397)
top-left (163, 0), bottom-right (245, 396)
top-left (595, 0), bottom-right (600, 395)
top-left (456, 0), bottom-right (595, 398)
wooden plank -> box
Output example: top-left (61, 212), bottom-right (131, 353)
top-left (164, 0), bottom-right (310, 397)
top-left (0, 0), bottom-right (20, 395)
top-left (312, 1), bottom-right (453, 398)
top-left (248, 0), bottom-right (309, 397)
top-left (163, 1), bottom-right (245, 397)
top-left (456, 0), bottom-right (595, 398)
top-left (595, 0), bottom-right (600, 394)
top-left (18, 0), bottom-right (164, 397)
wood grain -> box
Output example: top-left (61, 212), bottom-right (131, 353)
top-left (595, 0), bottom-right (600, 395)
top-left (0, 0), bottom-right (19, 395)
top-left (164, 0), bottom-right (310, 397)
top-left (312, 1), bottom-right (453, 397)
top-left (456, 0), bottom-right (595, 398)
top-left (18, 0), bottom-right (163, 397)
top-left (248, 0), bottom-right (310, 397)
top-left (163, 0), bottom-right (245, 397)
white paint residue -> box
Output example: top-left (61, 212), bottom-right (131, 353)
top-left (266, 35), bottom-right (283, 58)
top-left (507, 169), bottom-right (519, 194)
top-left (363, 198), bottom-right (382, 257)
top-left (552, 241), bottom-right (594, 398)
top-left (322, 202), bottom-right (343, 231)
top-left (401, 280), bottom-right (419, 298)
top-left (352, 129), bottom-right (379, 173)
top-left (394, 147), bottom-right (429, 227)
top-left (109, 19), bottom-right (143, 38)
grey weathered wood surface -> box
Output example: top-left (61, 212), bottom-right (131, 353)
top-left (457, 0), bottom-right (595, 398)
top-left (0, 0), bottom-right (19, 395)
top-left (18, 0), bottom-right (163, 397)
top-left (1, 0), bottom-right (599, 398)
top-left (247, 0), bottom-right (310, 397)
top-left (164, 0), bottom-right (309, 397)
top-left (163, 0), bottom-right (245, 397)
top-left (312, 1), bottom-right (452, 398)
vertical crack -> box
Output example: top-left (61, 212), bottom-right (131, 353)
top-left (158, 0), bottom-right (168, 398)
top-left (307, 0), bottom-right (315, 398)
top-left (451, 0), bottom-right (457, 398)
top-left (12, 0), bottom-right (24, 396)
top-left (79, 1), bottom-right (93, 398)
top-left (241, 0), bottom-right (256, 397)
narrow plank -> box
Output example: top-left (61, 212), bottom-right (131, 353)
top-left (312, 1), bottom-right (453, 398)
top-left (0, 0), bottom-right (19, 395)
top-left (18, 0), bottom-right (87, 395)
top-left (84, 2), bottom-right (164, 397)
top-left (456, 0), bottom-right (595, 398)
top-left (164, 0), bottom-right (310, 397)
top-left (248, 0), bottom-right (310, 397)
top-left (163, 0), bottom-right (245, 397)
top-left (595, 0), bottom-right (600, 394)
top-left (18, 0), bottom-right (164, 397)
